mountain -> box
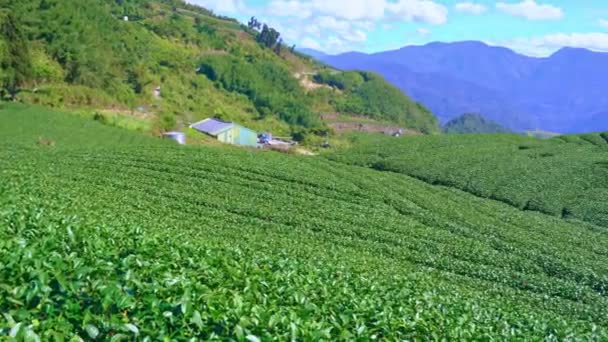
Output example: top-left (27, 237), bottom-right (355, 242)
top-left (316, 41), bottom-right (608, 133)
top-left (443, 113), bottom-right (511, 134)
top-left (0, 0), bottom-right (438, 136)
top-left (297, 48), bottom-right (329, 59)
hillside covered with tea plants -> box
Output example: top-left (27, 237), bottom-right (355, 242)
top-left (0, 0), bottom-right (438, 136)
top-left (1, 104), bottom-right (607, 339)
top-left (328, 133), bottom-right (608, 228)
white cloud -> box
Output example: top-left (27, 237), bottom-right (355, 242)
top-left (417, 28), bottom-right (431, 36)
top-left (496, 0), bottom-right (563, 21)
top-left (312, 0), bottom-right (386, 21)
top-left (454, 2), bottom-right (487, 15)
top-left (300, 37), bottom-right (322, 50)
top-left (599, 19), bottom-right (608, 30)
top-left (313, 16), bottom-right (368, 42)
top-left (497, 32), bottom-right (608, 56)
top-left (265, 0), bottom-right (384, 20)
top-left (387, 0), bottom-right (448, 25)
top-left (267, 0), bottom-right (313, 18)
top-left (187, 0), bottom-right (448, 53)
top-left (186, 0), bottom-right (247, 13)
top-left (264, 0), bottom-right (447, 24)
top-left (261, 15), bottom-right (372, 53)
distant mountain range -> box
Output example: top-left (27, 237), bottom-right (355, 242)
top-left (305, 41), bottom-right (608, 133)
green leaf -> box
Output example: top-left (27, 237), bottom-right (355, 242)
top-left (234, 325), bottom-right (244, 341)
top-left (124, 324), bottom-right (139, 335)
top-left (2, 313), bottom-right (15, 326)
top-left (85, 324), bottom-right (100, 339)
top-left (24, 329), bottom-right (41, 342)
top-left (191, 310), bottom-right (204, 330)
top-left (356, 325), bottom-right (365, 335)
top-left (246, 335), bottom-right (260, 342)
top-left (9, 322), bottom-right (22, 338)
top-left (110, 334), bottom-right (129, 342)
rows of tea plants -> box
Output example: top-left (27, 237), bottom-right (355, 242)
top-left (1, 106), bottom-right (608, 339)
top-left (0, 104), bottom-right (164, 148)
top-left (328, 133), bottom-right (608, 227)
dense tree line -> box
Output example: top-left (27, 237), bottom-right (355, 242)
top-left (198, 55), bottom-right (319, 127)
top-left (248, 17), bottom-right (287, 55)
top-left (0, 9), bottom-right (31, 99)
top-left (443, 113), bottom-right (511, 134)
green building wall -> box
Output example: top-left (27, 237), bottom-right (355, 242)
top-left (235, 126), bottom-right (258, 147)
top-left (214, 125), bottom-right (257, 147)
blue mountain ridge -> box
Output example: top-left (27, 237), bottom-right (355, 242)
top-left (305, 41), bottom-right (608, 133)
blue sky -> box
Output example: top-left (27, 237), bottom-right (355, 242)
top-left (187, 0), bottom-right (608, 56)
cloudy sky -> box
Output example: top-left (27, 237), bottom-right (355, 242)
top-left (186, 0), bottom-right (608, 56)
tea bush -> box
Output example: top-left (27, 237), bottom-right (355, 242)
top-left (1, 106), bottom-right (607, 340)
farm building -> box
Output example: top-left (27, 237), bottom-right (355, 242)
top-left (190, 118), bottom-right (258, 147)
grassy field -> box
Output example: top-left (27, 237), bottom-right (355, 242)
top-left (328, 133), bottom-right (608, 228)
top-left (1, 105), bottom-right (608, 340)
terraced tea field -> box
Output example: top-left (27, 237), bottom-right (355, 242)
top-left (1, 105), bottom-right (608, 340)
top-left (329, 133), bottom-right (608, 228)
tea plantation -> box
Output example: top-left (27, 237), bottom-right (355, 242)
top-left (1, 105), bottom-right (608, 340)
top-left (329, 133), bottom-right (608, 228)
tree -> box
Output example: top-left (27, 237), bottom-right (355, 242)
top-left (0, 10), bottom-right (31, 99)
top-left (273, 38), bottom-right (283, 55)
top-left (247, 16), bottom-right (261, 30)
top-left (256, 24), bottom-right (280, 49)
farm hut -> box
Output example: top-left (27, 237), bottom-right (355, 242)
top-left (190, 118), bottom-right (258, 147)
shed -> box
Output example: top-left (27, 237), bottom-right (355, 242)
top-left (190, 118), bottom-right (258, 147)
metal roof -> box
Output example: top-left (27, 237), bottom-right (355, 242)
top-left (190, 118), bottom-right (234, 136)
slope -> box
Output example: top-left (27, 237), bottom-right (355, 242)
top-left (328, 133), bottom-right (608, 227)
top-left (315, 42), bottom-right (608, 133)
top-left (443, 113), bottom-right (511, 134)
top-left (0, 0), bottom-right (438, 136)
top-left (1, 105), bottom-right (608, 339)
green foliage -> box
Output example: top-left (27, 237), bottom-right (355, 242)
top-left (0, 0), bottom-right (283, 127)
top-left (256, 24), bottom-right (280, 49)
top-left (30, 47), bottom-right (64, 83)
top-left (443, 113), bottom-right (511, 134)
top-left (328, 132), bottom-right (608, 227)
top-left (199, 55), bottom-right (319, 127)
top-left (1, 105), bottom-right (608, 339)
top-left (0, 0), bottom-right (439, 135)
top-left (313, 70), bottom-right (364, 91)
top-left (315, 70), bottom-right (439, 133)
top-left (0, 9), bottom-right (32, 98)
top-left (0, 103), bottom-right (161, 146)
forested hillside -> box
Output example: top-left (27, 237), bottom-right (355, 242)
top-left (0, 0), bottom-right (438, 135)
